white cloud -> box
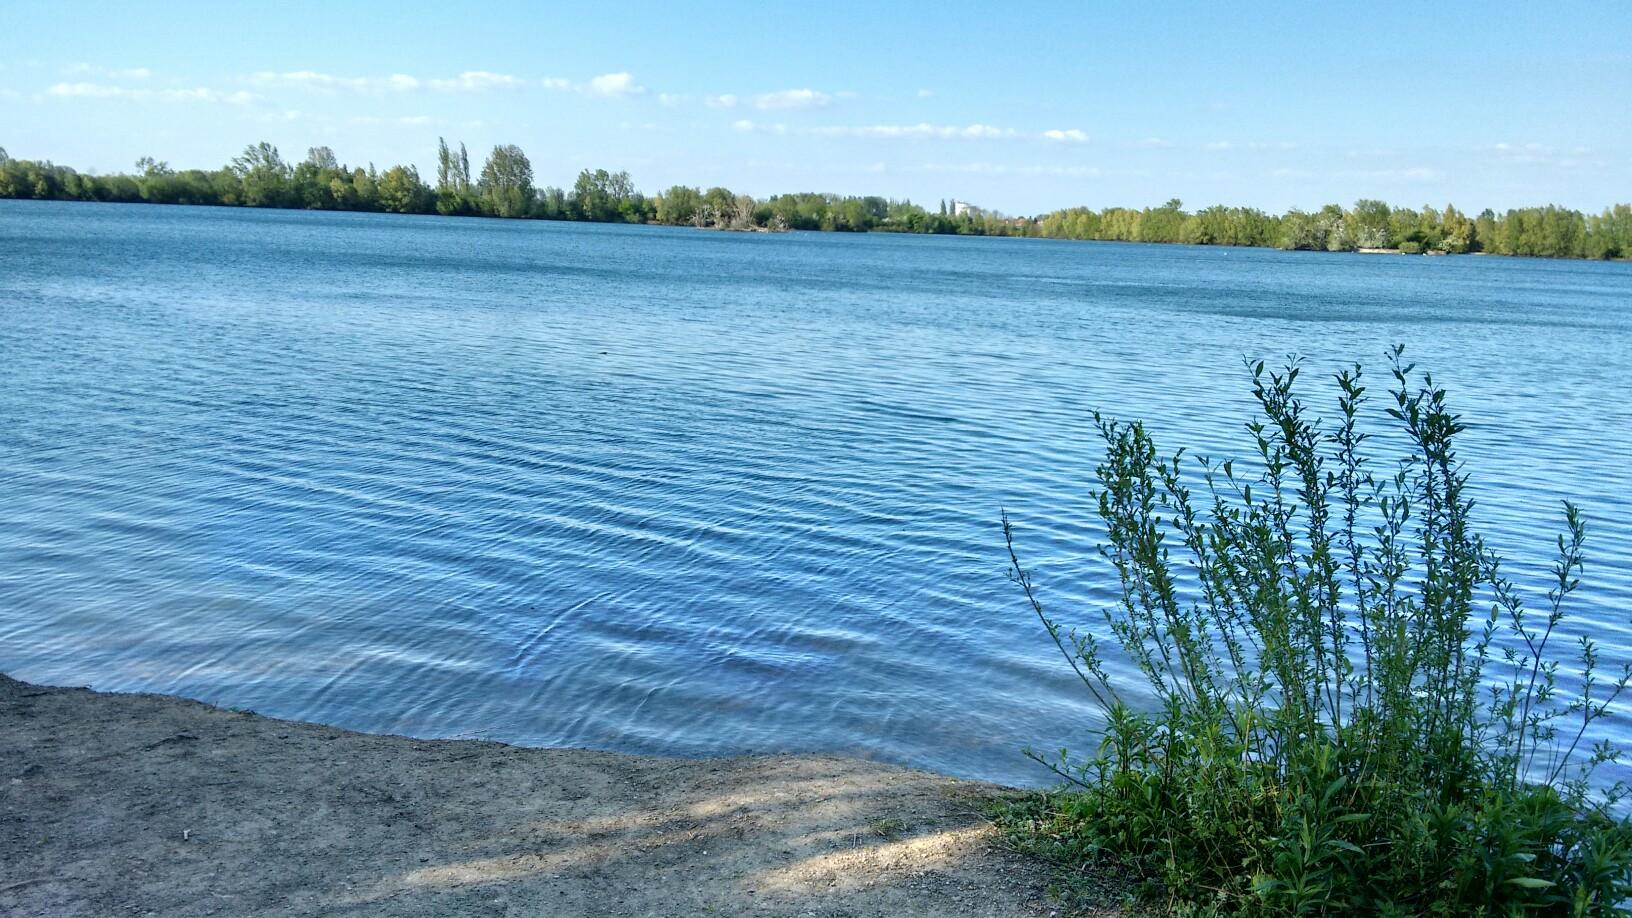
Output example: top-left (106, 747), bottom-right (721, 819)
top-left (922, 162), bottom-right (1099, 178)
top-left (1343, 166), bottom-right (1442, 182)
top-left (728, 120), bottom-right (790, 136)
top-left (657, 92), bottom-right (688, 107)
top-left (1205, 140), bottom-right (1234, 150)
top-left (704, 88), bottom-right (835, 110)
top-left (752, 88), bottom-right (830, 110)
top-left (67, 64), bottom-right (152, 79)
top-left (1136, 137), bottom-right (1173, 148)
top-left (251, 70), bottom-right (367, 91)
top-left (923, 161), bottom-right (1012, 174)
top-left (1043, 128), bottom-right (1088, 143)
top-left (428, 71), bottom-right (522, 91)
top-left (815, 122), bottom-right (1017, 140)
top-left (586, 72), bottom-right (643, 96)
top-left (47, 82), bottom-right (253, 104)
top-left (541, 77), bottom-right (571, 90)
top-left (916, 88), bottom-right (934, 98)
top-left (250, 70), bottom-right (518, 93)
top-left (398, 115), bottom-right (433, 125)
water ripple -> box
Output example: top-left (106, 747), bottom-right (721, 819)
top-left (2, 200), bottom-right (1631, 787)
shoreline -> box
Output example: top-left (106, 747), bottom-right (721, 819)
top-left (0, 673), bottom-right (1056, 916)
top-left (4, 196), bottom-right (1629, 264)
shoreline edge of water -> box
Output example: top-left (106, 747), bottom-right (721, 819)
top-left (0, 672), bottom-right (1060, 916)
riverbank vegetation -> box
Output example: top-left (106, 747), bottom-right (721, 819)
top-left (999, 348), bottom-right (1632, 914)
top-left (2, 141), bottom-right (1629, 258)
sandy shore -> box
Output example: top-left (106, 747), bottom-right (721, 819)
top-left (0, 674), bottom-right (1059, 916)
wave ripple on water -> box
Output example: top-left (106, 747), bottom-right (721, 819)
top-left (2, 200), bottom-right (1630, 786)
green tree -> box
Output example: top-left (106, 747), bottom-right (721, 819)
top-left (1346, 199), bottom-right (1392, 248)
top-left (655, 185), bottom-right (701, 225)
top-left (305, 146), bottom-right (339, 171)
top-left (477, 144), bottom-right (535, 218)
top-left (378, 164), bottom-right (431, 214)
top-left (230, 142), bottom-right (292, 208)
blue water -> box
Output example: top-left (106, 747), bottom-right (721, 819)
top-left (2, 199), bottom-right (1630, 787)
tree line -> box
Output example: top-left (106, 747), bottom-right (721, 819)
top-left (1, 141), bottom-right (1627, 259)
top-left (0, 139), bottom-right (1017, 237)
top-left (1034, 197), bottom-right (1632, 259)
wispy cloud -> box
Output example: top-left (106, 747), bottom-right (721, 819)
top-left (730, 119), bottom-right (789, 135)
top-left (706, 88), bottom-right (835, 110)
top-left (430, 71), bottom-right (521, 91)
top-left (248, 68), bottom-right (642, 99)
top-left (47, 82), bottom-right (254, 104)
top-left (923, 161), bottom-right (1102, 178)
top-left (67, 64), bottom-right (152, 80)
top-left (750, 88), bottom-right (831, 111)
top-left (249, 70), bottom-right (528, 93)
top-left (252, 70), bottom-right (396, 92)
top-left (1042, 128), bottom-right (1088, 143)
top-left (586, 72), bottom-right (643, 97)
top-left (733, 120), bottom-right (1085, 143)
top-left (813, 122), bottom-right (1017, 140)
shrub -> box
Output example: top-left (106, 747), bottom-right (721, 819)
top-left (1001, 347), bottom-right (1632, 914)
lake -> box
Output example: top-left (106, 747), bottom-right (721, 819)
top-left (2, 199), bottom-right (1629, 787)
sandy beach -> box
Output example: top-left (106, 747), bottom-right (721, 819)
top-left (0, 673), bottom-right (1057, 916)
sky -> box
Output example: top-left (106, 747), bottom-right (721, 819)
top-left (2, 1), bottom-right (1628, 215)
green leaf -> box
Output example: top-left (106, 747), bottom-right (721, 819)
top-left (1505, 877), bottom-right (1555, 889)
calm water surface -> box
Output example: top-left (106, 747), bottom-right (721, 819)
top-left (3, 199), bottom-right (1630, 786)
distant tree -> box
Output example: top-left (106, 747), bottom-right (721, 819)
top-left (478, 144), bottom-right (535, 218)
top-left (1346, 199), bottom-right (1393, 248)
top-left (303, 146), bottom-right (339, 171)
top-left (655, 185), bottom-right (701, 225)
top-left (1439, 204), bottom-right (1474, 253)
top-left (350, 166), bottom-right (377, 210)
top-left (377, 164), bottom-right (431, 214)
top-left (730, 194), bottom-right (758, 230)
top-left (436, 137), bottom-right (454, 192)
top-left (1138, 198), bottom-right (1187, 243)
top-left (534, 185), bottom-right (567, 220)
top-left (230, 142), bottom-right (291, 208)
top-left (572, 169), bottom-right (623, 222)
top-left (0, 146), bottom-right (9, 164)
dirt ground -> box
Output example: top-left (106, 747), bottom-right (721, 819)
top-left (0, 673), bottom-right (1062, 916)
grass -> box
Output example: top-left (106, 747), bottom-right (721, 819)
top-left (1000, 347), bottom-right (1632, 915)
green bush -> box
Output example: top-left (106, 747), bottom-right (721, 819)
top-left (1002, 347), bottom-right (1632, 914)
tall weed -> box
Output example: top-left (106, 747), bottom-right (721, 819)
top-left (1003, 347), bottom-right (1632, 914)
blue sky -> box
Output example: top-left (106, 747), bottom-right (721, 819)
top-left (2, 1), bottom-right (1628, 214)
